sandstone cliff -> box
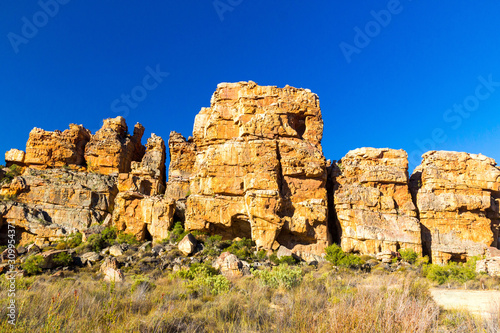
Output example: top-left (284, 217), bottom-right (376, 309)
top-left (411, 151), bottom-right (500, 264)
top-left (183, 81), bottom-right (329, 256)
top-left (333, 148), bottom-right (422, 255)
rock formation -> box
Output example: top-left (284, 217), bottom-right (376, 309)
top-left (333, 148), bottom-right (422, 255)
top-left (85, 116), bottom-right (145, 175)
top-left (2, 82), bottom-right (500, 266)
top-left (24, 124), bottom-right (91, 168)
top-left (411, 151), bottom-right (500, 264)
top-left (183, 81), bottom-right (329, 256)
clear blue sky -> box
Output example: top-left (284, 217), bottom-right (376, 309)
top-left (2, 1), bottom-right (500, 172)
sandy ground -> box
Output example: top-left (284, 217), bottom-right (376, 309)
top-left (430, 288), bottom-right (500, 318)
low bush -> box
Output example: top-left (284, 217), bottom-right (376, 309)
top-left (170, 221), bottom-right (188, 243)
top-left (53, 252), bottom-right (72, 267)
top-left (325, 244), bottom-right (363, 268)
top-left (116, 232), bottom-right (139, 245)
top-left (177, 263), bottom-right (230, 295)
top-left (398, 248), bottom-right (419, 264)
top-left (22, 255), bottom-right (44, 275)
top-left (226, 238), bottom-right (254, 260)
top-left (423, 257), bottom-right (477, 285)
top-left (252, 264), bottom-right (303, 289)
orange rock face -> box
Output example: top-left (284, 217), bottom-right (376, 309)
top-left (165, 131), bottom-right (196, 200)
top-left (112, 192), bottom-right (175, 241)
top-left (85, 116), bottom-right (145, 175)
top-left (24, 124), bottom-right (91, 168)
top-left (183, 81), bottom-right (329, 255)
top-left (411, 151), bottom-right (500, 264)
top-left (333, 148), bottom-right (422, 255)
top-left (117, 134), bottom-right (166, 196)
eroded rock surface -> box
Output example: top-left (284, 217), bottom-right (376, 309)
top-left (85, 116), bottom-right (145, 175)
top-left (24, 124), bottom-right (91, 168)
top-left (333, 148), bottom-right (422, 255)
top-left (183, 81), bottom-right (329, 255)
top-left (411, 151), bottom-right (500, 264)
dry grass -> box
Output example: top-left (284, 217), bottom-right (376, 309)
top-left (0, 266), bottom-right (498, 332)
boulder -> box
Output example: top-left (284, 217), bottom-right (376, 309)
top-left (178, 233), bottom-right (197, 256)
top-left (333, 148), bottom-right (422, 255)
top-left (476, 247), bottom-right (500, 276)
top-left (5, 149), bottom-right (25, 167)
top-left (109, 245), bottom-right (124, 257)
top-left (80, 252), bottom-right (101, 266)
top-left (112, 191), bottom-right (175, 241)
top-left (100, 257), bottom-right (124, 283)
top-left (411, 151), bottom-right (500, 264)
top-left (213, 251), bottom-right (247, 279)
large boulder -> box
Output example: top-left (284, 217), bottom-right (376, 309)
top-left (333, 148), bottom-right (422, 255)
top-left (411, 151), bottom-right (500, 264)
top-left (112, 191), bottom-right (175, 241)
top-left (182, 82), bottom-right (329, 256)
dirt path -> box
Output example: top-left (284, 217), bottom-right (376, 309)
top-left (430, 288), bottom-right (500, 318)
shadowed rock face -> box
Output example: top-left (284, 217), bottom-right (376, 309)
top-left (411, 151), bottom-right (500, 264)
top-left (183, 81), bottom-right (330, 255)
top-left (333, 148), bottom-right (422, 255)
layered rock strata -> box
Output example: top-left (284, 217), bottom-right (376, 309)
top-left (184, 81), bottom-right (329, 255)
top-left (411, 151), bottom-right (500, 264)
top-left (333, 148), bottom-right (422, 255)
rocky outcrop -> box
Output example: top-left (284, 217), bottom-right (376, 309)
top-left (411, 151), bottom-right (500, 264)
top-left (0, 168), bottom-right (117, 245)
top-left (166, 132), bottom-right (196, 200)
top-left (112, 192), bottom-right (175, 241)
top-left (333, 148), bottom-right (422, 255)
top-left (5, 149), bottom-right (25, 167)
top-left (476, 247), bottom-right (500, 276)
top-left (24, 124), bottom-right (91, 168)
top-left (184, 81), bottom-right (329, 255)
top-left (85, 116), bottom-right (145, 175)
top-left (117, 134), bottom-right (166, 196)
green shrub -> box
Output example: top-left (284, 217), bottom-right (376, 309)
top-left (202, 235), bottom-right (231, 257)
top-left (269, 253), bottom-right (280, 265)
top-left (53, 252), bottom-right (72, 266)
top-left (170, 221), bottom-right (188, 243)
top-left (177, 263), bottom-right (230, 295)
top-left (86, 227), bottom-right (118, 252)
top-left (55, 242), bottom-right (68, 250)
top-left (226, 238), bottom-right (254, 260)
top-left (102, 227), bottom-right (117, 243)
top-left (252, 264), bottom-right (303, 289)
top-left (22, 255), bottom-right (44, 275)
top-left (0, 245), bottom-right (7, 253)
top-left (398, 248), bottom-right (418, 264)
top-left (256, 250), bottom-right (267, 261)
top-left (423, 258), bottom-right (477, 285)
top-left (325, 244), bottom-right (363, 268)
top-left (278, 255), bottom-right (299, 265)
top-left (116, 232), bottom-right (139, 245)
top-left (1, 165), bottom-right (22, 185)
top-left (67, 232), bottom-right (82, 248)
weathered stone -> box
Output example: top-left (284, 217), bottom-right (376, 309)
top-left (118, 134), bottom-right (166, 196)
top-left (184, 82), bottom-right (329, 256)
top-left (0, 168), bottom-right (117, 245)
top-left (411, 151), bottom-right (500, 264)
top-left (166, 132), bottom-right (196, 200)
top-left (213, 251), bottom-right (246, 279)
top-left (334, 148), bottom-right (422, 255)
top-left (24, 124), bottom-right (91, 168)
top-left (80, 252), bottom-right (101, 265)
top-left (178, 233), bottom-right (197, 255)
top-left (100, 257), bottom-right (124, 282)
top-left (40, 249), bottom-right (70, 269)
top-left (5, 149), bottom-right (25, 167)
top-left (476, 247), bottom-right (500, 276)
top-left (109, 245), bottom-right (124, 257)
top-left (85, 116), bottom-right (145, 175)
top-left (112, 191), bottom-right (175, 241)
top-left (276, 245), bottom-right (293, 259)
